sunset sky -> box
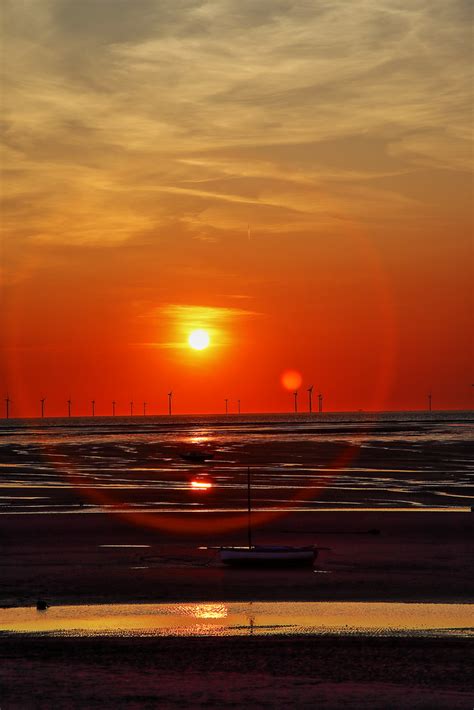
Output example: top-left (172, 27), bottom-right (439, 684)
top-left (1, 0), bottom-right (472, 416)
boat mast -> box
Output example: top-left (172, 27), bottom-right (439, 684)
top-left (247, 466), bottom-right (252, 549)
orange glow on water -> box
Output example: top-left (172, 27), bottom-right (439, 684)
top-left (190, 480), bottom-right (212, 490)
top-left (0, 602), bottom-right (471, 637)
top-left (179, 603), bottom-right (228, 619)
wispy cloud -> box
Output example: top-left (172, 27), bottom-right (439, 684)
top-left (1, 0), bottom-right (471, 263)
top-left (150, 302), bottom-right (261, 349)
top-left (158, 303), bottom-right (261, 328)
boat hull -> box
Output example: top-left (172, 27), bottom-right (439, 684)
top-left (219, 546), bottom-right (317, 567)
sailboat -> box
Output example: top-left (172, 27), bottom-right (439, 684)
top-left (219, 468), bottom-right (317, 566)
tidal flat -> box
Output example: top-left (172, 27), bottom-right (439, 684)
top-left (1, 412), bottom-right (473, 708)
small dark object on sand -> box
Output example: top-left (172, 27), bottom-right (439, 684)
top-left (36, 599), bottom-right (49, 611)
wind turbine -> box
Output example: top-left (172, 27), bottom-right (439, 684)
top-left (307, 385), bottom-right (314, 413)
top-left (318, 393), bottom-right (323, 413)
top-left (225, 398), bottom-right (229, 414)
top-left (40, 398), bottom-right (46, 418)
top-left (293, 391), bottom-right (298, 413)
top-left (130, 401), bottom-right (134, 417)
top-left (238, 399), bottom-right (241, 414)
top-left (5, 395), bottom-right (10, 419)
top-left (168, 391), bottom-right (173, 416)
top-left (428, 392), bottom-right (432, 412)
top-left (67, 398), bottom-right (72, 418)
top-left (143, 401), bottom-right (147, 417)
top-left (112, 400), bottom-right (116, 417)
top-left (91, 400), bottom-right (95, 417)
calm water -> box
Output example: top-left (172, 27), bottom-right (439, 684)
top-left (1, 601), bottom-right (472, 638)
top-left (0, 412), bottom-right (472, 514)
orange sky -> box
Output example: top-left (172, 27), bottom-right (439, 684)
top-left (1, 1), bottom-right (473, 416)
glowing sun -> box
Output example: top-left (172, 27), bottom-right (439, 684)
top-left (188, 329), bottom-right (210, 350)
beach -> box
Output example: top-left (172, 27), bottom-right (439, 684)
top-left (2, 635), bottom-right (472, 709)
top-left (1, 515), bottom-right (473, 710)
top-left (1, 413), bottom-right (473, 707)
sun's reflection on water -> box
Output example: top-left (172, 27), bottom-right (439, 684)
top-left (0, 602), bottom-right (472, 638)
top-left (190, 480), bottom-right (212, 490)
top-left (177, 603), bottom-right (228, 619)
top-left (186, 433), bottom-right (212, 446)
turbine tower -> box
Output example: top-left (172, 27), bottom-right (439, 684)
top-left (225, 398), bottom-right (229, 414)
top-left (238, 399), bottom-right (241, 414)
top-left (143, 401), bottom-right (147, 417)
top-left (91, 400), bottom-right (95, 417)
top-left (293, 391), bottom-right (298, 413)
top-left (130, 401), bottom-right (134, 417)
top-left (67, 398), bottom-right (72, 418)
top-left (428, 392), bottom-right (432, 412)
top-left (307, 385), bottom-right (314, 413)
top-left (112, 400), bottom-right (116, 417)
top-left (318, 393), bottom-right (323, 413)
top-left (40, 398), bottom-right (46, 418)
top-left (168, 391), bottom-right (173, 416)
top-left (5, 395), bottom-right (10, 419)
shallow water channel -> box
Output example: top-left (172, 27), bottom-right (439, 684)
top-left (0, 602), bottom-right (472, 638)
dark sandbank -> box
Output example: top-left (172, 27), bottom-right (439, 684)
top-left (1, 635), bottom-right (473, 709)
top-left (1, 510), bottom-right (473, 606)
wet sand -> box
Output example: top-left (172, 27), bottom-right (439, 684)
top-left (1, 510), bottom-right (473, 606)
top-left (1, 418), bottom-right (473, 514)
top-left (1, 634), bottom-right (473, 709)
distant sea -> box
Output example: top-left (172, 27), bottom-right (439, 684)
top-left (0, 411), bottom-right (473, 514)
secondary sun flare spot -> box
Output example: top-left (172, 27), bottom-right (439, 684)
top-left (188, 329), bottom-right (210, 350)
top-left (281, 369), bottom-right (303, 391)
